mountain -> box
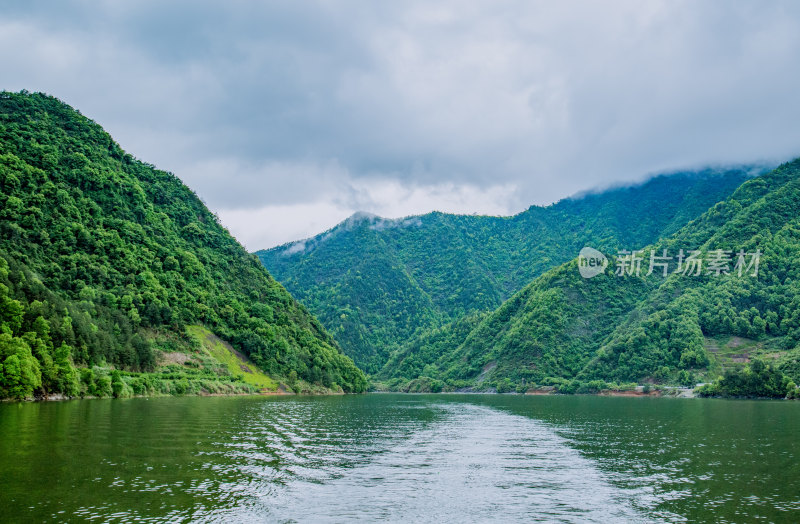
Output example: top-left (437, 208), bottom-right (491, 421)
top-left (379, 158), bottom-right (800, 396)
top-left (0, 91), bottom-right (366, 399)
top-left (258, 168), bottom-right (760, 373)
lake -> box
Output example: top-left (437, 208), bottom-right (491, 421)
top-left (1, 394), bottom-right (798, 522)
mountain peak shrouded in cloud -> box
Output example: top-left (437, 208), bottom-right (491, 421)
top-left (4, 1), bottom-right (800, 248)
top-left (344, 211), bottom-right (424, 232)
top-left (562, 163), bottom-right (774, 203)
top-left (274, 210), bottom-right (425, 258)
top-left (268, 163), bottom-right (774, 257)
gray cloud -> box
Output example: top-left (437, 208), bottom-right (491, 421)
top-left (2, 0), bottom-right (800, 247)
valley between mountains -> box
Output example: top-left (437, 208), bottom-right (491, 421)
top-left (2, 90), bottom-right (799, 401)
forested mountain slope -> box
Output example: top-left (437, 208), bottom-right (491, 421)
top-left (0, 91), bottom-right (366, 399)
top-left (381, 159), bottom-right (800, 395)
top-left (258, 168), bottom-right (759, 372)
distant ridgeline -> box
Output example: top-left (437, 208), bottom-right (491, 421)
top-left (388, 158), bottom-right (800, 398)
top-left (263, 158), bottom-right (800, 397)
top-left (270, 157), bottom-right (800, 397)
top-left (258, 166), bottom-right (763, 375)
top-left (0, 91), bottom-right (366, 400)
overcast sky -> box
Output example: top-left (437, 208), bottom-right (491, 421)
top-left (3, 1), bottom-right (800, 248)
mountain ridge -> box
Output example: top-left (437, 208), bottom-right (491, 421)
top-left (378, 158), bottom-right (800, 396)
top-left (0, 91), bottom-right (366, 399)
top-left (258, 167), bottom-right (763, 372)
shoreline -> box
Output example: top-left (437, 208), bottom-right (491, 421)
top-left (9, 387), bottom-right (797, 403)
top-left (2, 387), bottom-right (346, 403)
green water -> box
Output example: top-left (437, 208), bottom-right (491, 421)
top-left (0, 394), bottom-right (798, 522)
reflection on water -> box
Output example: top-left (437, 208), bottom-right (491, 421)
top-left (0, 394), bottom-right (798, 522)
top-left (229, 403), bottom-right (645, 523)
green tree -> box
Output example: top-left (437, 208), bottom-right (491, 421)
top-left (0, 333), bottom-right (42, 399)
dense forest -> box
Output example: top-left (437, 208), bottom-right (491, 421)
top-left (377, 159), bottom-right (800, 397)
top-left (0, 91), bottom-right (366, 400)
top-left (4, 90), bottom-right (796, 402)
top-left (259, 168), bottom-right (759, 373)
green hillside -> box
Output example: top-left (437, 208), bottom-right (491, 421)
top-left (0, 91), bottom-right (366, 399)
top-left (380, 159), bottom-right (800, 397)
top-left (258, 168), bottom-right (758, 372)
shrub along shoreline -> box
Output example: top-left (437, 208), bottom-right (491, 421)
top-left (373, 360), bottom-right (800, 400)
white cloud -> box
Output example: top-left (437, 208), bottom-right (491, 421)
top-left (3, 0), bottom-right (800, 248)
top-left (217, 202), bottom-right (350, 251)
top-left (217, 178), bottom-right (517, 249)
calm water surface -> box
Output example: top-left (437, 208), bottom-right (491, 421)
top-left (1, 394), bottom-right (798, 522)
